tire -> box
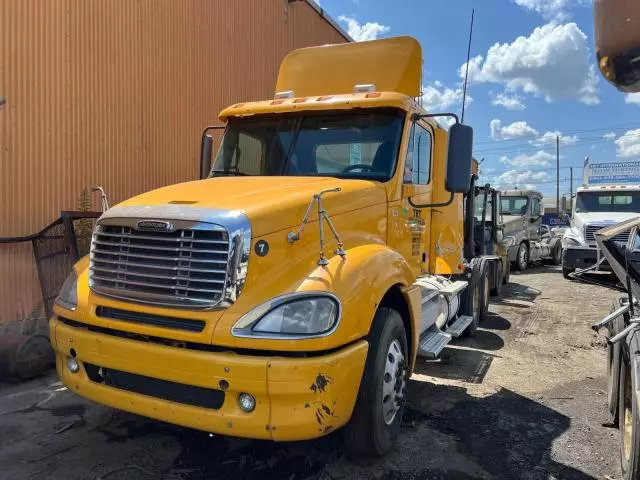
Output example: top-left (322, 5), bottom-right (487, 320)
top-left (344, 307), bottom-right (408, 457)
top-left (552, 241), bottom-right (562, 266)
top-left (491, 260), bottom-right (503, 297)
top-left (516, 243), bottom-right (528, 271)
top-left (608, 301), bottom-right (626, 426)
top-left (461, 262), bottom-right (482, 336)
top-left (503, 260), bottom-right (510, 285)
top-left (479, 261), bottom-right (490, 323)
top-left (562, 264), bottom-right (574, 279)
top-left (618, 332), bottom-right (640, 479)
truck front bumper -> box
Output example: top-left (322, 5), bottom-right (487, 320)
top-left (50, 317), bottom-right (368, 441)
top-left (562, 246), bottom-right (610, 271)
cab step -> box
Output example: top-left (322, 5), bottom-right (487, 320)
top-left (445, 315), bottom-right (474, 338)
top-left (417, 328), bottom-right (452, 359)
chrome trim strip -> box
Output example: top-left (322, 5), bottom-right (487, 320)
top-left (231, 291), bottom-right (342, 340)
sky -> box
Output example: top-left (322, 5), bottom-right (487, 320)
top-left (315, 0), bottom-right (640, 198)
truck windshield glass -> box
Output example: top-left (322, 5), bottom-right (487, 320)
top-left (575, 191), bottom-right (640, 213)
top-left (501, 196), bottom-right (529, 215)
top-left (210, 109), bottom-right (404, 181)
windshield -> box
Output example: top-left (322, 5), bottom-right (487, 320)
top-left (575, 191), bottom-right (640, 213)
top-left (210, 108), bottom-right (405, 181)
top-left (501, 196), bottom-right (529, 215)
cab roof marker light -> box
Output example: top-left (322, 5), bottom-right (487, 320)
top-left (274, 90), bottom-right (295, 100)
top-left (365, 92), bottom-right (382, 98)
top-left (353, 83), bottom-right (376, 93)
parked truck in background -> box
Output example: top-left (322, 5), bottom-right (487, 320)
top-left (49, 36), bottom-right (503, 456)
top-left (473, 184), bottom-right (510, 296)
top-left (500, 189), bottom-right (562, 271)
top-left (561, 184), bottom-right (640, 279)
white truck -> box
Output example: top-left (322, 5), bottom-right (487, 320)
top-left (561, 184), bottom-right (640, 278)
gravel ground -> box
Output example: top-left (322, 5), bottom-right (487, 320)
top-left (0, 265), bottom-right (624, 479)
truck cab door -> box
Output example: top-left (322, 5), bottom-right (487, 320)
top-left (527, 197), bottom-right (540, 240)
top-left (389, 122), bottom-right (433, 274)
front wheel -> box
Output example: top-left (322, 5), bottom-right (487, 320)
top-left (552, 242), bottom-right (562, 266)
top-left (344, 307), bottom-right (408, 457)
top-left (516, 243), bottom-right (528, 271)
top-left (618, 336), bottom-right (640, 479)
top-left (562, 264), bottom-right (574, 279)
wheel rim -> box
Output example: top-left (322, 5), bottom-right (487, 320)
top-left (519, 246), bottom-right (527, 268)
top-left (623, 369), bottom-right (633, 461)
top-left (382, 339), bottom-right (406, 425)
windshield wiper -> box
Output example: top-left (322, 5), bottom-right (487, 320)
top-left (210, 169), bottom-right (251, 177)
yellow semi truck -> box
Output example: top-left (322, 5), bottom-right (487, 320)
top-left (50, 36), bottom-right (497, 456)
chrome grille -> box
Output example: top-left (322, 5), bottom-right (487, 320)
top-left (584, 224), bottom-right (630, 245)
top-left (89, 224), bottom-right (229, 308)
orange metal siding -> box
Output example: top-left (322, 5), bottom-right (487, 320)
top-left (0, 0), bottom-right (347, 324)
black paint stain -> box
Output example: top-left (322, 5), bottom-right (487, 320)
top-left (309, 373), bottom-right (333, 393)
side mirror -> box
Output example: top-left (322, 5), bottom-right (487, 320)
top-left (200, 134), bottom-right (213, 180)
top-left (539, 204), bottom-right (545, 216)
top-left (445, 123), bottom-right (474, 193)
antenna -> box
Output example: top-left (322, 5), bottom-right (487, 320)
top-left (461, 8), bottom-right (475, 124)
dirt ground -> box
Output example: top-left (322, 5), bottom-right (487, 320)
top-left (0, 265), bottom-right (625, 479)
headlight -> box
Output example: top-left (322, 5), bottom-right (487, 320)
top-left (232, 293), bottom-right (340, 338)
top-left (562, 237), bottom-right (582, 248)
top-left (55, 270), bottom-right (78, 311)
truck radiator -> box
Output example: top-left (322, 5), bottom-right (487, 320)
top-left (584, 224), bottom-right (630, 245)
top-left (89, 224), bottom-right (229, 308)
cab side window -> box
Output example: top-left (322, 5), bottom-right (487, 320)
top-left (404, 124), bottom-right (432, 185)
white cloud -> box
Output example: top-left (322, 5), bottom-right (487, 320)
top-left (494, 169), bottom-right (549, 188)
top-left (421, 83), bottom-right (470, 111)
top-left (460, 23), bottom-right (599, 105)
top-left (615, 129), bottom-right (640, 158)
top-left (338, 16), bottom-right (389, 42)
top-left (625, 93), bottom-right (640, 105)
top-left (492, 92), bottom-right (526, 110)
top-left (533, 130), bottom-right (579, 146)
top-left (603, 132), bottom-right (617, 140)
top-left (512, 0), bottom-right (588, 21)
top-left (490, 119), bottom-right (538, 140)
top-left (500, 150), bottom-right (554, 167)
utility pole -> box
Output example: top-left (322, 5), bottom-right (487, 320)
top-left (556, 135), bottom-right (560, 214)
top-left (569, 167), bottom-right (573, 201)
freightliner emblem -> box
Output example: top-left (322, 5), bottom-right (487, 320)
top-left (136, 220), bottom-right (174, 232)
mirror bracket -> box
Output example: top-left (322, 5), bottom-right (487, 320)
top-left (200, 125), bottom-right (226, 180)
top-left (411, 112), bottom-right (460, 124)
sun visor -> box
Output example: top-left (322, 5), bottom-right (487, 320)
top-left (275, 36), bottom-right (422, 98)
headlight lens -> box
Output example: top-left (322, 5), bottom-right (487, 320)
top-left (562, 237), bottom-right (582, 248)
top-left (233, 294), bottom-right (340, 337)
top-left (55, 270), bottom-right (78, 311)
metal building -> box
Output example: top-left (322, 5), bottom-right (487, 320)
top-left (0, 0), bottom-right (350, 377)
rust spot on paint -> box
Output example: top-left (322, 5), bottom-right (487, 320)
top-left (310, 373), bottom-right (333, 393)
top-left (304, 403), bottom-right (310, 408)
top-left (313, 402), bottom-right (338, 427)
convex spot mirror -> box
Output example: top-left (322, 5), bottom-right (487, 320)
top-left (446, 123), bottom-right (473, 194)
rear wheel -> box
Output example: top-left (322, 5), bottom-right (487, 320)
top-left (344, 307), bottom-right (408, 457)
top-left (503, 260), bottom-right (510, 285)
top-left (491, 261), bottom-right (503, 297)
top-left (618, 335), bottom-right (640, 479)
top-left (461, 261), bottom-right (483, 335)
top-left (516, 243), bottom-right (528, 271)
top-left (479, 262), bottom-right (490, 322)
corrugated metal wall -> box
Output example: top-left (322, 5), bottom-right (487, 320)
top-left (0, 0), bottom-right (347, 324)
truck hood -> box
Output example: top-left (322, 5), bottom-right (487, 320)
top-left (104, 176), bottom-right (387, 237)
top-left (571, 211), bottom-right (640, 231)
